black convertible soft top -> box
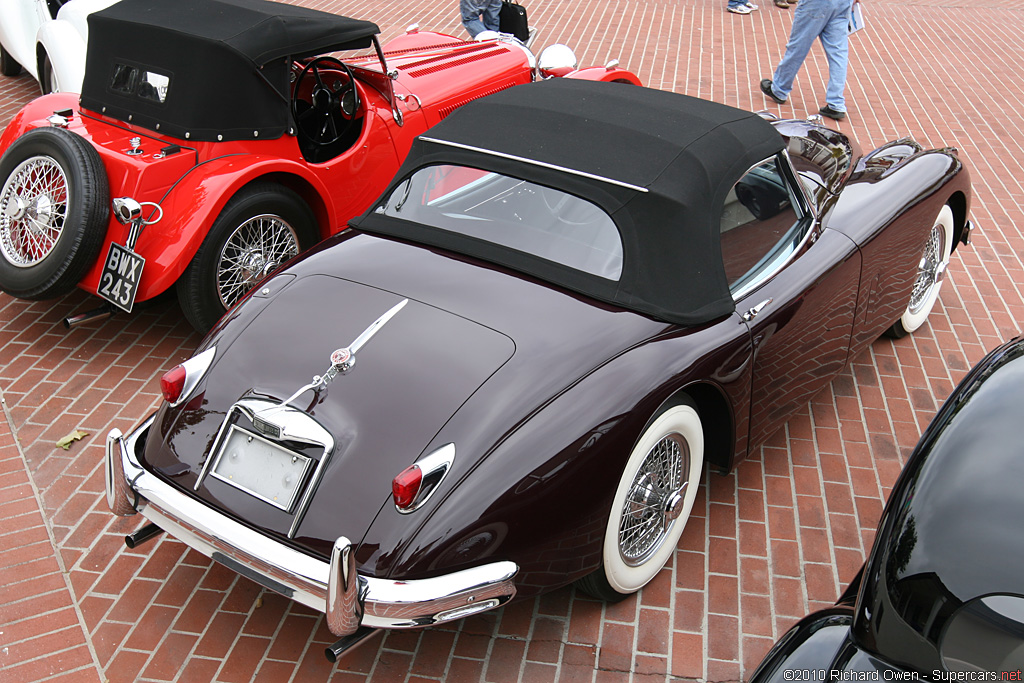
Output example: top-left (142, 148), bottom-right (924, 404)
top-left (353, 79), bottom-right (785, 325)
top-left (81, 0), bottom-right (379, 141)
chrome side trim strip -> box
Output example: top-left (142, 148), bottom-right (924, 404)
top-left (418, 136), bottom-right (649, 193)
top-left (105, 419), bottom-right (519, 636)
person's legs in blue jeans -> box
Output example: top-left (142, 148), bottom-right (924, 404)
top-left (461, 0), bottom-right (487, 37)
top-left (769, 0), bottom-right (830, 101)
top-left (819, 2), bottom-right (851, 111)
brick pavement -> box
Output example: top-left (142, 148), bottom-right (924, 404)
top-left (1, 0), bottom-right (1022, 681)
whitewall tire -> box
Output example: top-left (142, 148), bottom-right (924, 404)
top-left (576, 399), bottom-right (704, 600)
top-left (887, 204), bottom-right (955, 338)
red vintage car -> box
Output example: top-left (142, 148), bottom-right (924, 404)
top-left (0, 0), bottom-right (640, 332)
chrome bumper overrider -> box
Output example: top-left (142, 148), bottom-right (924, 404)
top-left (961, 219), bottom-right (976, 245)
top-left (105, 417), bottom-right (518, 636)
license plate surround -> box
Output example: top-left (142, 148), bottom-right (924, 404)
top-left (210, 425), bottom-right (313, 512)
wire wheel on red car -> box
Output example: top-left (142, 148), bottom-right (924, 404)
top-left (886, 204), bottom-right (955, 338)
top-left (176, 182), bottom-right (318, 334)
top-left (0, 127), bottom-right (109, 299)
top-left (576, 398), bottom-right (704, 601)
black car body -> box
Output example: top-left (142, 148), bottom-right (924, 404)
top-left (750, 338), bottom-right (1024, 681)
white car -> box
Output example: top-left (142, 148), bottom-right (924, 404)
top-left (0, 0), bottom-right (116, 93)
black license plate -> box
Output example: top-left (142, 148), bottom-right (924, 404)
top-left (97, 243), bottom-right (145, 313)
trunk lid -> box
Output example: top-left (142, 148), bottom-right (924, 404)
top-left (150, 274), bottom-right (514, 556)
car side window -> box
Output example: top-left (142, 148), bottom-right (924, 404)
top-left (110, 64), bottom-right (171, 104)
top-left (720, 154), bottom-right (811, 298)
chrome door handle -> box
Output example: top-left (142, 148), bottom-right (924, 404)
top-left (742, 298), bottom-right (773, 322)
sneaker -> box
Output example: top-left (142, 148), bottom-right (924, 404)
top-left (818, 105), bottom-right (847, 120)
top-left (760, 79), bottom-right (787, 104)
top-left (728, 3), bottom-right (752, 13)
top-left (746, 2), bottom-right (759, 9)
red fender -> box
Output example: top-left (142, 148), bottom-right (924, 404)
top-left (77, 117), bottom-right (403, 301)
top-left (565, 66), bottom-right (643, 85)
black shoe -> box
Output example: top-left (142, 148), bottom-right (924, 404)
top-left (760, 79), bottom-right (786, 105)
top-left (818, 105), bottom-right (847, 120)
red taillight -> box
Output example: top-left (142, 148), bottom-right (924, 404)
top-left (392, 465), bottom-right (423, 510)
top-left (160, 365), bottom-right (187, 404)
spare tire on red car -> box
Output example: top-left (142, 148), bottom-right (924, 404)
top-left (0, 127), bottom-right (110, 300)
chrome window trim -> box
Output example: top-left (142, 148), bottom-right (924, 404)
top-left (782, 148), bottom-right (817, 221)
top-left (727, 151), bottom-right (817, 301)
top-left (106, 419), bottom-right (518, 636)
top-left (418, 136), bottom-right (648, 193)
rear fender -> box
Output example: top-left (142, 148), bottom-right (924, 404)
top-left (359, 316), bottom-right (749, 590)
top-left (79, 155), bottom-right (336, 301)
top-left (0, 2), bottom-right (42, 79)
top-left (564, 66), bottom-right (643, 85)
top-left (36, 19), bottom-right (87, 92)
top-left (0, 93), bottom-right (81, 152)
top-left (748, 608), bottom-right (855, 683)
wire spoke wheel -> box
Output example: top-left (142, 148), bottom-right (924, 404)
top-left (618, 434), bottom-right (687, 566)
top-left (908, 223), bottom-right (943, 315)
top-left (575, 401), bottom-right (704, 601)
top-left (216, 213), bottom-right (299, 308)
top-left (885, 204), bottom-right (955, 338)
top-left (0, 156), bottom-right (69, 267)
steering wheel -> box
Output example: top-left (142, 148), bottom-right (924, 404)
top-left (291, 56), bottom-right (361, 148)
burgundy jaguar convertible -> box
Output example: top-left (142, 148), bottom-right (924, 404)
top-left (106, 80), bottom-right (972, 659)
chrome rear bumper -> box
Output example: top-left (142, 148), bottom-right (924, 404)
top-left (105, 416), bottom-right (518, 636)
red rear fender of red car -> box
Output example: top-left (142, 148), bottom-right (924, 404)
top-left (0, 94), bottom-right (407, 304)
top-left (77, 151), bottom-right (333, 300)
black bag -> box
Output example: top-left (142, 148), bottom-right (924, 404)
top-left (499, 0), bottom-right (529, 43)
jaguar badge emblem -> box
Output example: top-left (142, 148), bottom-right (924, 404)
top-left (330, 348), bottom-right (351, 366)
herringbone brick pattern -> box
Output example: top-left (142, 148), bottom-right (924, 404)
top-left (1, 0), bottom-right (1022, 681)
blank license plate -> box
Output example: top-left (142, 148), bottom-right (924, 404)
top-left (211, 426), bottom-right (313, 512)
top-left (97, 242), bottom-right (145, 313)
